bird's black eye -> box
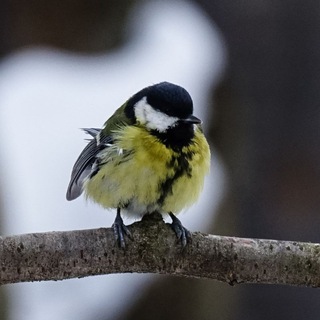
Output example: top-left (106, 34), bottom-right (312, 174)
top-left (158, 107), bottom-right (170, 115)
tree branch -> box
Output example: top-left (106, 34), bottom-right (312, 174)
top-left (1, 213), bottom-right (320, 287)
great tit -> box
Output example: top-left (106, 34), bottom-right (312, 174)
top-left (66, 82), bottom-right (210, 248)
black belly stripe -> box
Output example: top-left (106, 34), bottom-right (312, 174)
top-left (157, 150), bottom-right (194, 206)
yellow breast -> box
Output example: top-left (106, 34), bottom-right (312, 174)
top-left (84, 125), bottom-right (210, 216)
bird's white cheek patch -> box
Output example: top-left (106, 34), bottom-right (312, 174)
top-left (134, 97), bottom-right (178, 132)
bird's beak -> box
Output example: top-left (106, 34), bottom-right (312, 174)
top-left (180, 115), bottom-right (202, 124)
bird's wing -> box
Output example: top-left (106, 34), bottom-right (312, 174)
top-left (66, 129), bottom-right (113, 200)
top-left (66, 103), bottom-right (135, 201)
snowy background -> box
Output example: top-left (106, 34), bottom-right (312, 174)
top-left (0, 1), bottom-right (226, 319)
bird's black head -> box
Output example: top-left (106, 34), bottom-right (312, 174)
top-left (146, 82), bottom-right (194, 117)
top-left (125, 82), bottom-right (201, 148)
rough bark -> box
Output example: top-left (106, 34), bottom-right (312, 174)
top-left (1, 213), bottom-right (319, 287)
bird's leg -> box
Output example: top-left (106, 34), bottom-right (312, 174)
top-left (112, 208), bottom-right (132, 248)
top-left (169, 212), bottom-right (191, 247)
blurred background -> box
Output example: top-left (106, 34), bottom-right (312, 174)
top-left (1, 0), bottom-right (320, 319)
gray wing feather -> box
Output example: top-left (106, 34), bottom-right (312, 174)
top-left (66, 128), bottom-right (112, 201)
top-left (82, 128), bottom-right (101, 138)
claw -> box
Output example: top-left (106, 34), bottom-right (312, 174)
top-left (169, 212), bottom-right (191, 248)
top-left (112, 208), bottom-right (132, 248)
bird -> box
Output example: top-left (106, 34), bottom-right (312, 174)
top-left (66, 82), bottom-right (210, 248)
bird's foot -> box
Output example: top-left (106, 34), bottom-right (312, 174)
top-left (169, 212), bottom-right (191, 248)
top-left (112, 210), bottom-right (132, 248)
